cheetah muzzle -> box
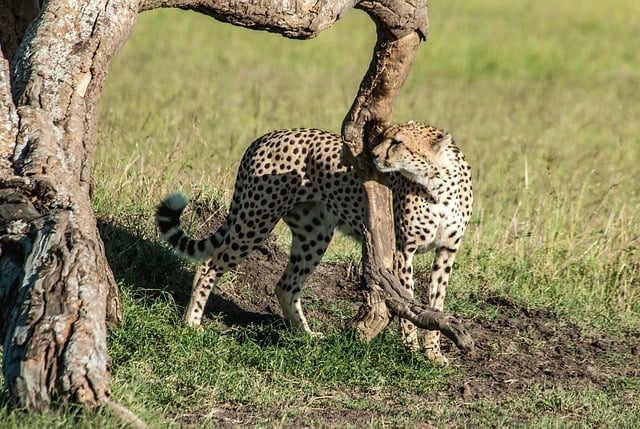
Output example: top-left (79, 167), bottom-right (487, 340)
top-left (156, 121), bottom-right (473, 363)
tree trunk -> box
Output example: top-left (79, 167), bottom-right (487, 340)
top-left (341, 4), bottom-right (472, 353)
top-left (0, 0), bottom-right (472, 412)
top-left (342, 23), bottom-right (424, 340)
top-left (1, 0), bottom-right (137, 409)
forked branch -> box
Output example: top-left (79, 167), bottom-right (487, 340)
top-left (357, 228), bottom-right (475, 354)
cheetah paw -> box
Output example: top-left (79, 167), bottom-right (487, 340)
top-left (425, 348), bottom-right (450, 365)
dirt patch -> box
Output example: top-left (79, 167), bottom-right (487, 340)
top-left (451, 295), bottom-right (639, 403)
top-left (183, 198), bottom-right (640, 425)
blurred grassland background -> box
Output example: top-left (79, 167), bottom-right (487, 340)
top-left (4, 0), bottom-right (638, 427)
top-left (96, 0), bottom-right (640, 327)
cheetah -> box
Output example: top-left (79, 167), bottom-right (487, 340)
top-left (156, 122), bottom-right (472, 362)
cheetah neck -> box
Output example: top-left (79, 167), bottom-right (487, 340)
top-left (399, 156), bottom-right (460, 203)
top-left (406, 173), bottom-right (448, 202)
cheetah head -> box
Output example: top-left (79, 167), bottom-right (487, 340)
top-left (371, 122), bottom-right (452, 187)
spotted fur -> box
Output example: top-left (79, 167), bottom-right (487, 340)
top-left (156, 122), bottom-right (472, 362)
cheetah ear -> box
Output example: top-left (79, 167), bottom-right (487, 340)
top-left (431, 133), bottom-right (452, 151)
top-left (407, 120), bottom-right (416, 124)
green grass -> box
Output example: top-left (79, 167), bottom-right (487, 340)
top-left (109, 289), bottom-right (451, 405)
top-left (3, 0), bottom-right (640, 427)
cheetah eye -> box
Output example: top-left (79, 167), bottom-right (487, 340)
top-left (389, 137), bottom-right (402, 146)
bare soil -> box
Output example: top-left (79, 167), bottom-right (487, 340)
top-left (166, 199), bottom-right (640, 426)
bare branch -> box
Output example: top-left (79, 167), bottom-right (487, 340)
top-left (141, 0), bottom-right (359, 39)
top-left (386, 298), bottom-right (474, 353)
top-left (0, 0), bottom-right (41, 62)
top-left (342, 0), bottom-right (427, 149)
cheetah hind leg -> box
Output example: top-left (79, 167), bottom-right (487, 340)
top-left (276, 203), bottom-right (336, 337)
top-left (185, 213), bottom-right (281, 328)
top-left (185, 260), bottom-right (224, 329)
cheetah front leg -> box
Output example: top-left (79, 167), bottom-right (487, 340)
top-left (395, 251), bottom-right (421, 351)
top-left (423, 246), bottom-right (457, 364)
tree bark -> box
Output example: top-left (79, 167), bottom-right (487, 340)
top-left (1, 0), bottom-right (138, 408)
top-left (0, 0), bottom-right (471, 412)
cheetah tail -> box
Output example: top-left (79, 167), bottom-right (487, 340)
top-left (155, 192), bottom-right (208, 260)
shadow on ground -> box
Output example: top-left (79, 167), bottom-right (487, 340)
top-left (98, 217), bottom-right (281, 330)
